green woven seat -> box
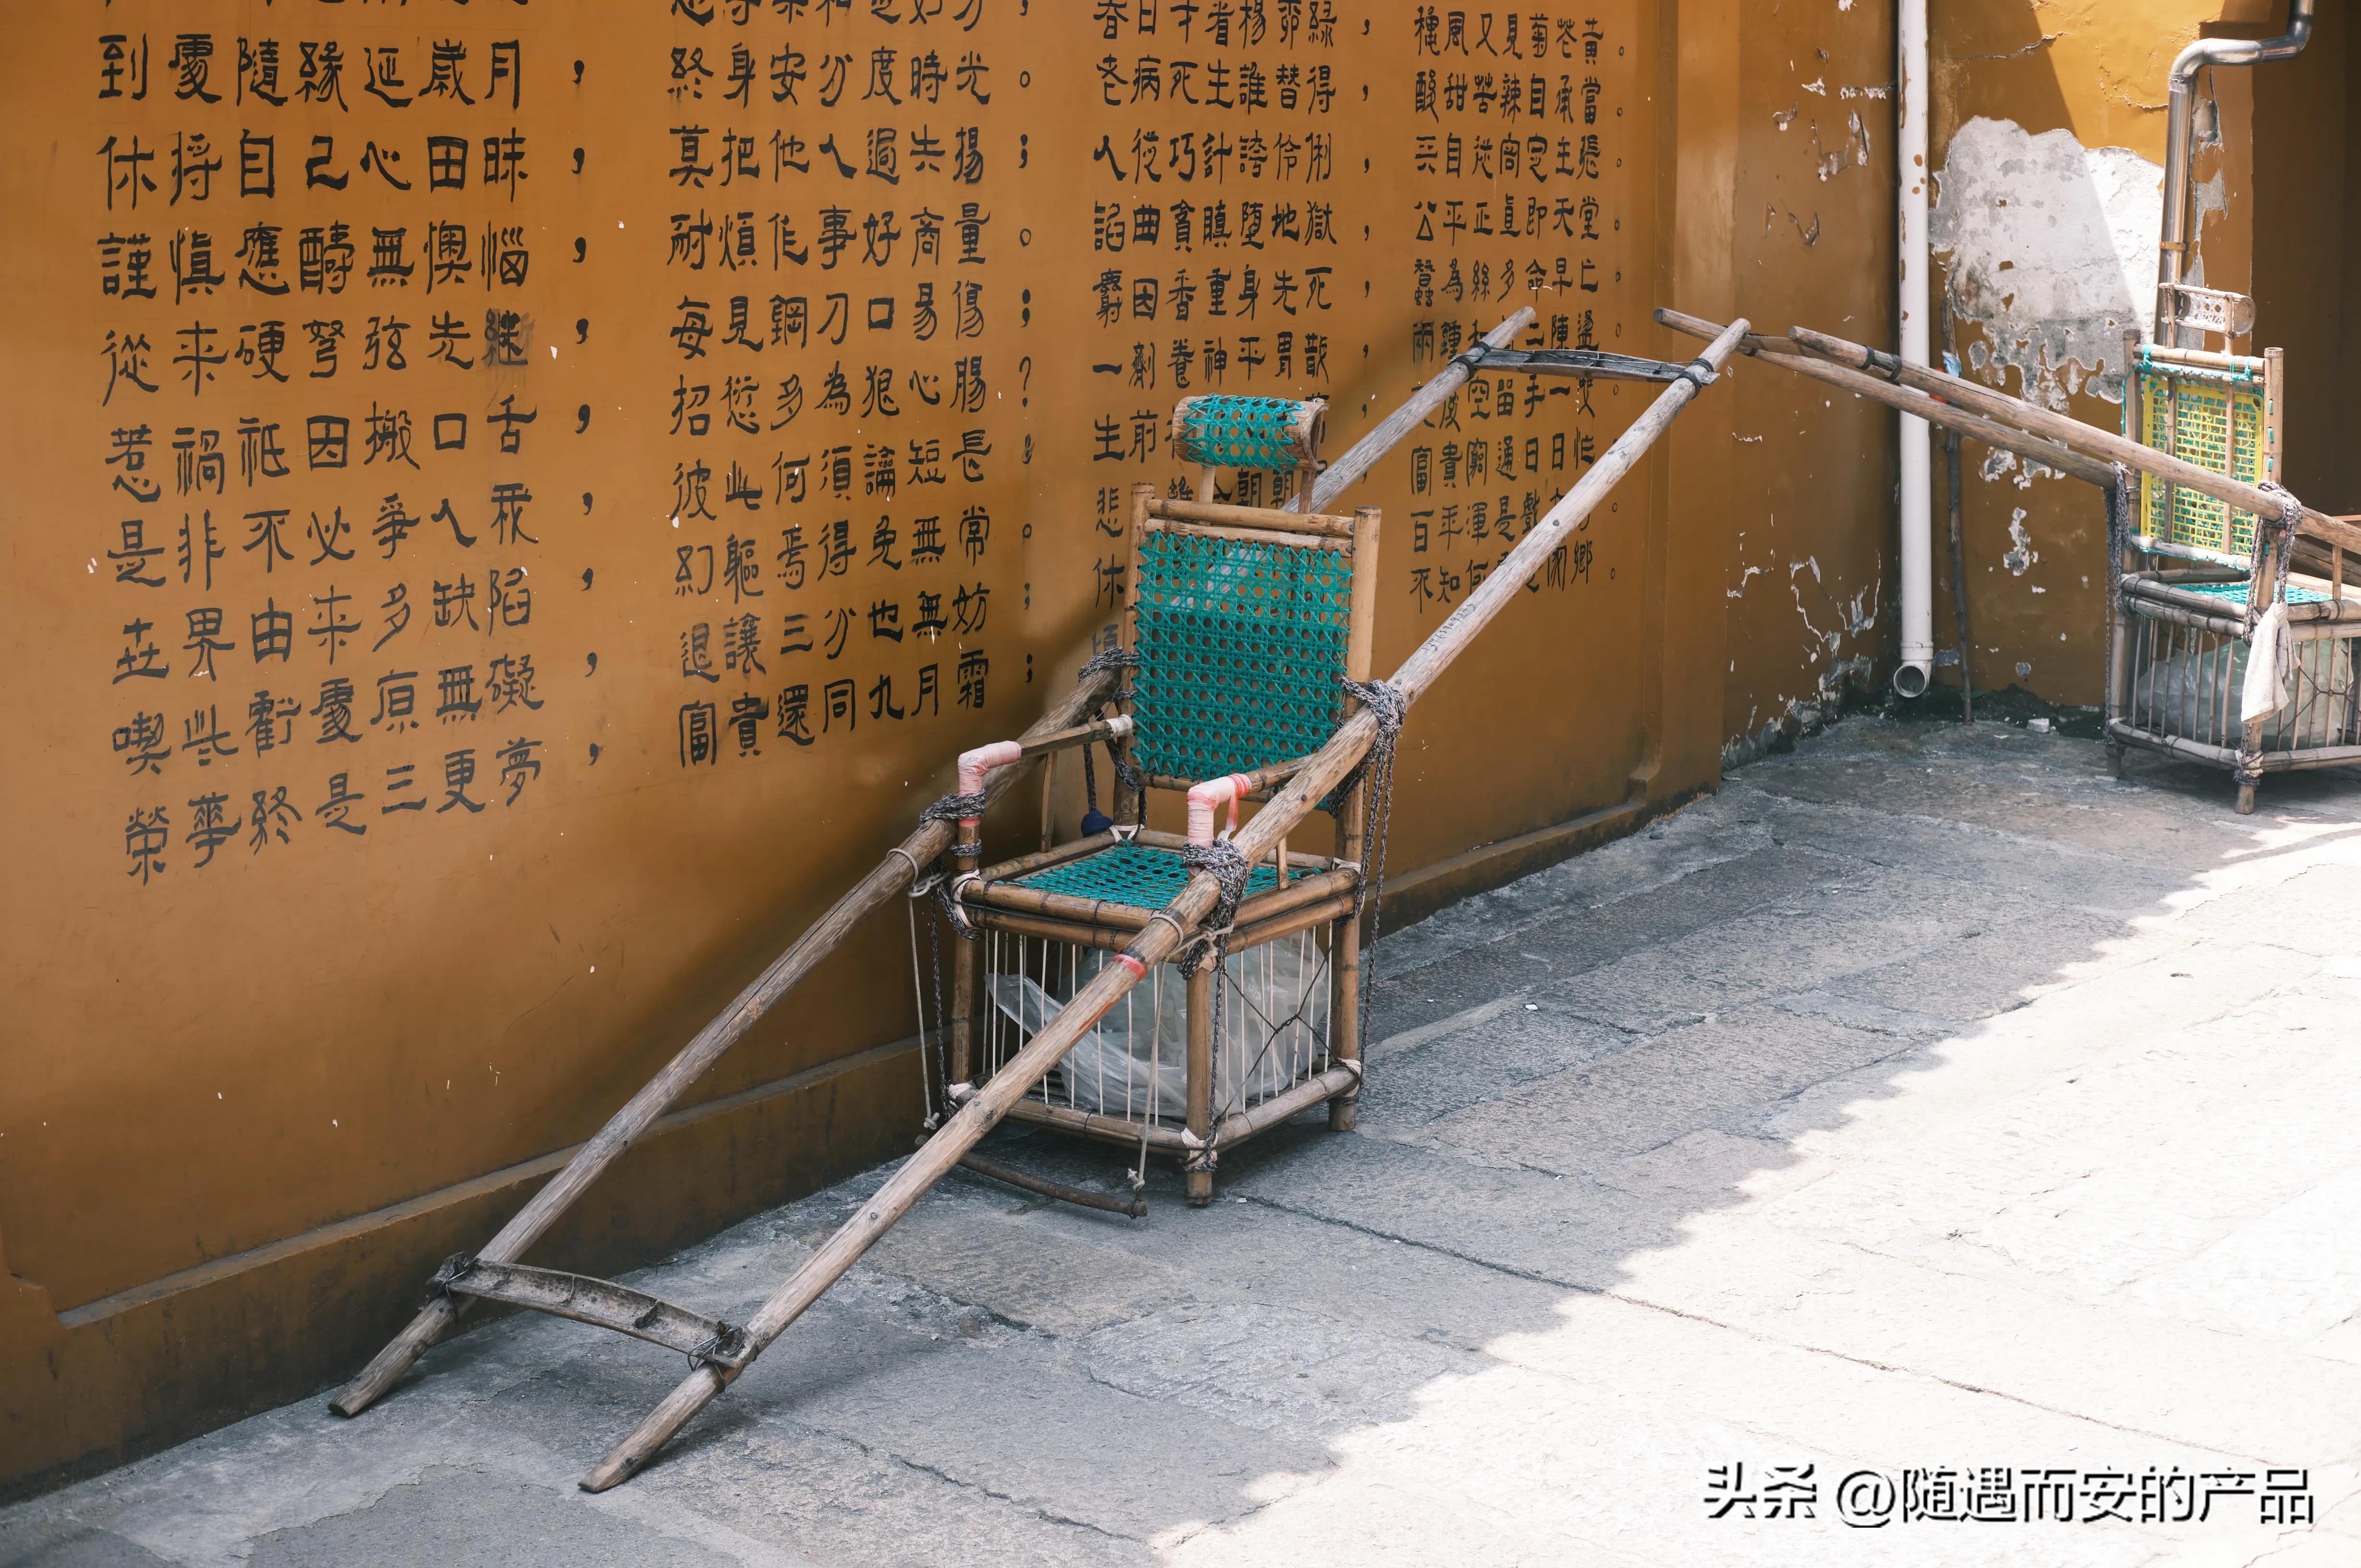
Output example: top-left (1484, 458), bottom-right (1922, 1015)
top-left (2176, 578), bottom-right (2332, 607)
top-left (1012, 842), bottom-right (1306, 906)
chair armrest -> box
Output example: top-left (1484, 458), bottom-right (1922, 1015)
top-left (1019, 714), bottom-right (1134, 760)
top-left (954, 717), bottom-right (1138, 828)
top-left (1186, 773), bottom-right (1257, 845)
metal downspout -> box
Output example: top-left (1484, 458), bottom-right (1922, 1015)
top-left (2156, 0), bottom-right (2315, 345)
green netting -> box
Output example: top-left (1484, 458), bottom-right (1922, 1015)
top-left (2176, 578), bottom-right (2332, 607)
top-left (1130, 527), bottom-right (1353, 781)
top-left (1173, 396), bottom-right (1314, 471)
top-left (2134, 353), bottom-right (2268, 558)
top-left (1014, 842), bottom-right (1303, 906)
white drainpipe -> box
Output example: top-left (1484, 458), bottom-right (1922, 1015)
top-left (1893, 0), bottom-right (1933, 698)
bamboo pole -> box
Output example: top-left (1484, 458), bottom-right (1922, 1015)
top-left (1151, 521), bottom-right (1343, 553)
top-left (1330, 506), bottom-right (1382, 1132)
top-left (1005, 1098), bottom-right (1191, 1152)
top-left (577, 316), bottom-right (1752, 1493)
top-left (1183, 966), bottom-right (1216, 1206)
top-left (1291, 308), bottom-right (1538, 514)
top-left (325, 665), bottom-right (1123, 1421)
top-left (1216, 1066), bottom-right (1364, 1149)
top-left (944, 1144), bottom-right (1147, 1220)
top-left (1785, 324), bottom-right (2361, 554)
top-left (581, 687), bottom-right (1387, 1491)
top-left (1157, 498), bottom-right (1359, 538)
top-left (1653, 308), bottom-right (2116, 488)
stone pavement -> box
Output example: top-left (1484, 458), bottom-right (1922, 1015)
top-left (6, 719), bottom-right (2360, 1568)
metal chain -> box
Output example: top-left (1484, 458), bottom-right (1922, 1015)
top-left (1175, 836), bottom-right (1251, 1048)
top-left (1338, 678), bottom-right (1410, 1029)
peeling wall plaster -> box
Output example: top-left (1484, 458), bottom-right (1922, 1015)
top-left (2003, 509), bottom-right (2036, 575)
top-left (1931, 116), bottom-right (2162, 408)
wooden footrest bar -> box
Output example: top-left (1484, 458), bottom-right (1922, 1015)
top-left (430, 1257), bottom-right (750, 1369)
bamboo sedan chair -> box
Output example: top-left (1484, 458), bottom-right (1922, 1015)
top-left (939, 397), bottom-right (1380, 1205)
top-left (2107, 305), bottom-right (2361, 812)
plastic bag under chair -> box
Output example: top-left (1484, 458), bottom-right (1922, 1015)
top-left (2135, 632), bottom-right (2353, 749)
top-left (989, 941), bottom-right (1329, 1123)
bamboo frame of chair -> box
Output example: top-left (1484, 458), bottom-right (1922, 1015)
top-left (323, 304), bottom-right (1594, 1488)
top-left (562, 316), bottom-right (1749, 1491)
top-left (1658, 309), bottom-right (2361, 813)
top-left (946, 480), bottom-right (1382, 1207)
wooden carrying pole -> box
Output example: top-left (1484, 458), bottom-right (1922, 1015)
top-left (1654, 308), bottom-right (2115, 488)
top-left (326, 668), bottom-right (1123, 1420)
top-left (1662, 311), bottom-right (2361, 576)
top-left (330, 306), bottom-right (1545, 1425)
top-left (1783, 323), bottom-right (2361, 555)
top-left (1290, 308), bottom-right (1537, 514)
top-left (576, 315), bottom-right (1754, 1493)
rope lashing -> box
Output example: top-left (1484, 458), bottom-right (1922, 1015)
top-left (915, 793), bottom-right (988, 936)
top-left (1335, 677), bottom-right (1408, 814)
top-left (685, 1322), bottom-right (746, 1371)
top-left (935, 872), bottom-right (982, 940)
top-left (1177, 834), bottom-right (1253, 1050)
top-left (2256, 479), bottom-right (2304, 539)
top-left (1077, 646), bottom-right (1148, 829)
top-left (1861, 344), bottom-right (1910, 384)
top-left (1077, 645), bottom-right (1140, 682)
top-left (918, 791), bottom-right (987, 857)
top-left (2253, 479), bottom-right (2307, 629)
top-left (1338, 676), bottom-right (1410, 1062)
top-left (1667, 356), bottom-right (1721, 393)
top-left (1176, 837), bottom-right (1251, 965)
top-left (426, 1253), bottom-right (477, 1301)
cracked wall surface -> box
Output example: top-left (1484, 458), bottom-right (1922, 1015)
top-left (1720, 0), bottom-right (1896, 767)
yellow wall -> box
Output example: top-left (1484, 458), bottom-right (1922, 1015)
top-left (1, 0), bottom-right (1740, 1488)
top-left (1719, 0), bottom-right (1897, 760)
top-left (1922, 2), bottom-right (2306, 706)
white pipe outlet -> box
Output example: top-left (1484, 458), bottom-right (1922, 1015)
top-left (1894, 0), bottom-right (1933, 698)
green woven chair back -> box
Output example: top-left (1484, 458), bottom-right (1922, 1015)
top-left (1130, 527), bottom-right (1355, 782)
top-left (2131, 348), bottom-right (2270, 559)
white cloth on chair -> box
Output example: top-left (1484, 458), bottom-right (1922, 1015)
top-left (2240, 600), bottom-right (2293, 725)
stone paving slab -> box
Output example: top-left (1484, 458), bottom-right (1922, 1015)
top-left (5, 719), bottom-right (2358, 1568)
